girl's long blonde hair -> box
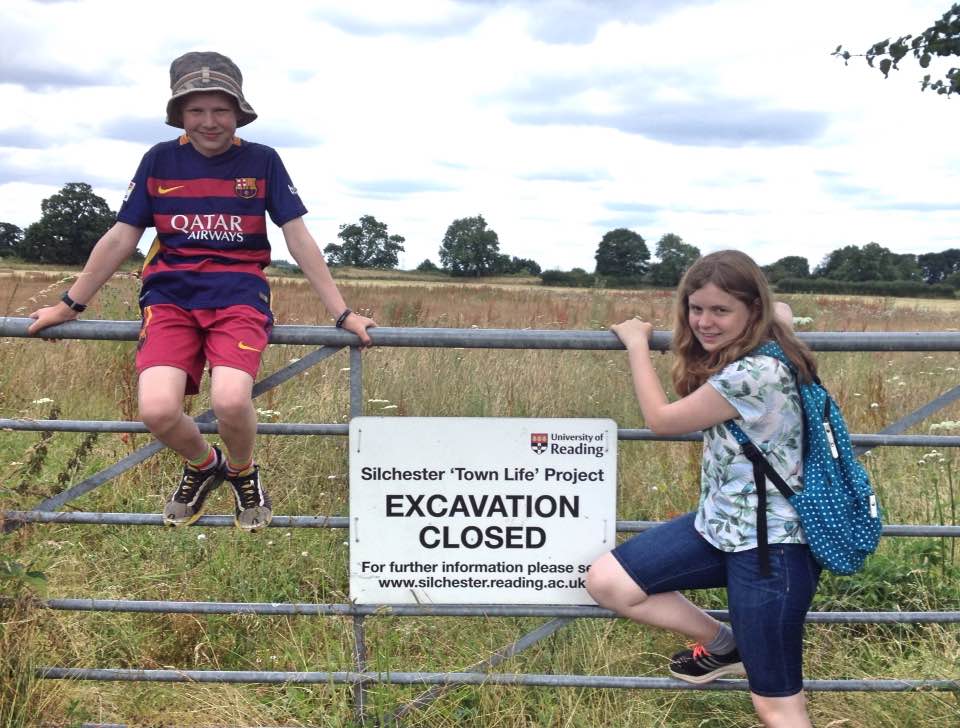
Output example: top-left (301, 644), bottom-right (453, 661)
top-left (671, 250), bottom-right (817, 396)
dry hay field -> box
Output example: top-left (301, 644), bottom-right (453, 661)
top-left (1, 269), bottom-right (958, 727)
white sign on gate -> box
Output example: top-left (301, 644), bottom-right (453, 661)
top-left (349, 417), bottom-right (617, 605)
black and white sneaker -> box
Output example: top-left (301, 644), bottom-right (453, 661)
top-left (226, 465), bottom-right (272, 532)
top-left (162, 446), bottom-right (225, 527)
top-left (669, 643), bottom-right (745, 684)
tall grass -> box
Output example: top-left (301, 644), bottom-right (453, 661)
top-left (1, 272), bottom-right (958, 726)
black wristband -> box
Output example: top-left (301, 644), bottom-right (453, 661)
top-left (61, 291), bottom-right (87, 313)
top-left (335, 308), bottom-right (352, 328)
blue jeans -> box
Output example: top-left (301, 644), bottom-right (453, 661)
top-left (611, 512), bottom-right (821, 697)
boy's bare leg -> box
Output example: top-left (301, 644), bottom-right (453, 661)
top-left (138, 366), bottom-right (208, 460)
top-left (210, 366), bottom-right (256, 466)
top-left (211, 365), bottom-right (270, 531)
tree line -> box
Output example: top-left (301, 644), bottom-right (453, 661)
top-left (540, 229), bottom-right (701, 288)
top-left (324, 213), bottom-right (542, 277)
top-left (765, 245), bottom-right (960, 286)
top-left (2, 183), bottom-right (958, 297)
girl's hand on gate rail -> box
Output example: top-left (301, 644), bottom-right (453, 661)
top-left (610, 318), bottom-right (653, 350)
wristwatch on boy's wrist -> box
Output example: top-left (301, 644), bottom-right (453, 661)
top-left (61, 291), bottom-right (87, 313)
top-left (335, 308), bottom-right (352, 328)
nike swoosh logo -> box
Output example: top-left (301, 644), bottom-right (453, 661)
top-left (237, 341), bottom-right (262, 352)
top-left (157, 185), bottom-right (184, 195)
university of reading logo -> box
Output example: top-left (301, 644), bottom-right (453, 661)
top-left (235, 178), bottom-right (258, 199)
top-left (548, 432), bottom-right (606, 458)
top-left (123, 181), bottom-right (135, 202)
top-left (531, 433), bottom-right (548, 454)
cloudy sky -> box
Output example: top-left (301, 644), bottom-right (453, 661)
top-left (1, 0), bottom-right (957, 272)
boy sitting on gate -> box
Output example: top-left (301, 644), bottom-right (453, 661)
top-left (28, 51), bottom-right (375, 532)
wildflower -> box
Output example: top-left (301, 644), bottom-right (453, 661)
top-left (266, 540), bottom-right (274, 546)
top-left (382, 404), bottom-right (398, 410)
top-left (368, 399), bottom-right (390, 403)
top-left (289, 357), bottom-right (301, 364)
top-left (197, 534), bottom-right (206, 541)
top-left (870, 403), bottom-right (879, 408)
top-left (32, 397), bottom-right (54, 404)
top-left (340, 367), bottom-right (350, 372)
top-left (930, 421), bottom-right (960, 432)
top-left (301, 551), bottom-right (308, 557)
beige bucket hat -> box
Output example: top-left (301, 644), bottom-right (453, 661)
top-left (165, 51), bottom-right (258, 128)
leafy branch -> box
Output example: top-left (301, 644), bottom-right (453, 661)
top-left (833, 3), bottom-right (960, 96)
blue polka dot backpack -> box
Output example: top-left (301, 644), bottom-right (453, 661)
top-left (724, 341), bottom-right (882, 576)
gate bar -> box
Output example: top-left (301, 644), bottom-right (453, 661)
top-left (5, 419), bottom-right (960, 450)
top-left (36, 667), bottom-right (960, 692)
top-left (5, 511), bottom-right (958, 537)
top-left (33, 599), bottom-right (960, 623)
top-left (6, 318), bottom-right (960, 352)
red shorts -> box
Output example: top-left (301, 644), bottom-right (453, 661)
top-left (136, 304), bottom-right (271, 395)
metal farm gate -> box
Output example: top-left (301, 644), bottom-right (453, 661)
top-left (2, 317), bottom-right (959, 727)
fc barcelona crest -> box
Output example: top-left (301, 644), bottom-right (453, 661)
top-left (234, 177), bottom-right (258, 199)
top-left (531, 433), bottom-right (548, 454)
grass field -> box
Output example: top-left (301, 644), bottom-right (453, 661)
top-left (1, 270), bottom-right (959, 727)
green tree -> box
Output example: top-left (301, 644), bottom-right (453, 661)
top-left (834, 4), bottom-right (960, 96)
top-left (324, 214), bottom-right (405, 269)
top-left (416, 258), bottom-right (439, 272)
top-left (0, 222), bottom-right (23, 258)
top-left (20, 183), bottom-right (115, 265)
top-left (815, 243), bottom-right (921, 282)
top-left (944, 270), bottom-right (960, 289)
top-left (439, 215), bottom-right (501, 276)
top-left (506, 256), bottom-right (541, 275)
top-left (594, 228), bottom-right (649, 276)
top-left (648, 233), bottom-right (700, 286)
top-left (763, 255), bottom-right (810, 283)
top-left (918, 248), bottom-right (960, 283)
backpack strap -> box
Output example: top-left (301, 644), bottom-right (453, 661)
top-left (724, 421), bottom-right (797, 576)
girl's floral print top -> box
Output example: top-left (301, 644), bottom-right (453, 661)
top-left (694, 354), bottom-right (805, 552)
